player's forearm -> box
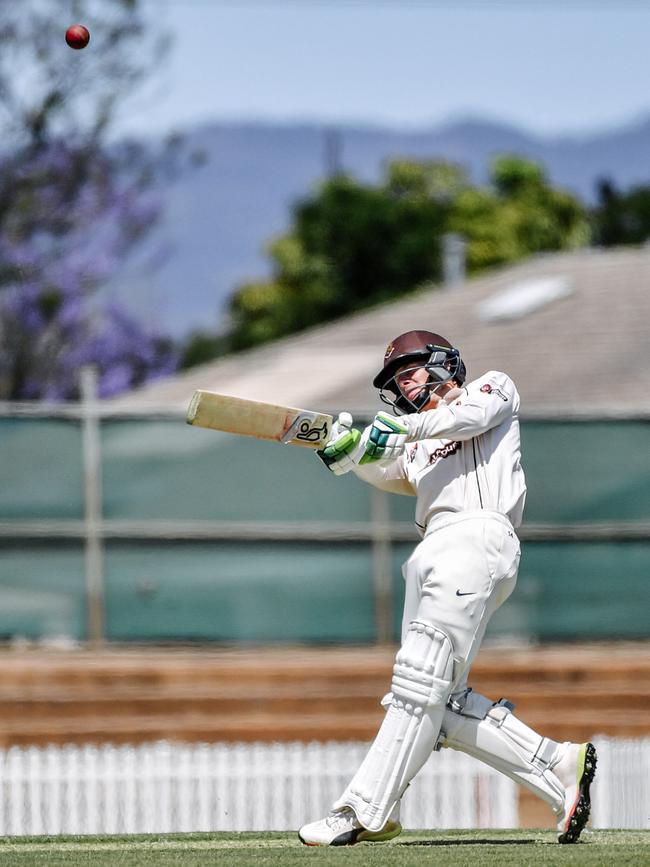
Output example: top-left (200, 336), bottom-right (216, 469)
top-left (403, 373), bottom-right (517, 442)
top-left (351, 462), bottom-right (415, 496)
top-left (403, 401), bottom-right (503, 441)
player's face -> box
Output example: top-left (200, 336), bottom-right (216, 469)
top-left (395, 363), bottom-right (431, 403)
top-left (394, 362), bottom-right (457, 411)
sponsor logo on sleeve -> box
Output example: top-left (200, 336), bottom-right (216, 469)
top-left (428, 440), bottom-right (461, 465)
top-left (480, 382), bottom-right (508, 401)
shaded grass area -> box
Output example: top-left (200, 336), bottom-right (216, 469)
top-left (0, 830), bottom-right (648, 866)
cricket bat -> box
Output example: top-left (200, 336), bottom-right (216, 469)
top-left (186, 390), bottom-right (333, 449)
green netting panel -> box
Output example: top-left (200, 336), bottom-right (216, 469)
top-left (101, 422), bottom-right (371, 521)
top-left (0, 545), bottom-right (86, 640)
top-left (521, 421), bottom-right (650, 522)
top-left (1, 417), bottom-right (646, 524)
top-left (390, 540), bottom-right (650, 643)
top-left (0, 416), bottom-right (647, 645)
top-left (0, 420), bottom-right (84, 519)
top-left (509, 540), bottom-right (650, 640)
top-left (389, 420), bottom-right (650, 524)
top-left (104, 542), bottom-right (376, 642)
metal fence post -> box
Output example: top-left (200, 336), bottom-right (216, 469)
top-left (442, 232), bottom-right (466, 287)
top-left (80, 366), bottom-right (105, 646)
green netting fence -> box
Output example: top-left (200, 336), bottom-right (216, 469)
top-left (1, 402), bottom-right (648, 644)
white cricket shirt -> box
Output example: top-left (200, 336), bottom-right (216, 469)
top-left (353, 370), bottom-right (527, 534)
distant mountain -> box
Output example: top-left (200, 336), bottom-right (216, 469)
top-left (108, 115), bottom-right (650, 337)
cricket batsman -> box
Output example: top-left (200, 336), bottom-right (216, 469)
top-left (298, 330), bottom-right (597, 846)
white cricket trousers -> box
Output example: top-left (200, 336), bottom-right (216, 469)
top-left (402, 510), bottom-right (521, 695)
top-left (334, 510), bottom-right (521, 830)
top-left (402, 509), bottom-right (521, 697)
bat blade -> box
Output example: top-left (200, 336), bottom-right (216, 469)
top-left (186, 390), bottom-right (333, 449)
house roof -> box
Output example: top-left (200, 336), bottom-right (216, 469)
top-left (108, 246), bottom-right (650, 417)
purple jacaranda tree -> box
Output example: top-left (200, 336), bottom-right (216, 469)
top-left (0, 1), bottom-right (180, 399)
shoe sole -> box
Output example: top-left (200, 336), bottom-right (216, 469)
top-left (298, 821), bottom-right (402, 847)
top-left (558, 742), bottom-right (597, 844)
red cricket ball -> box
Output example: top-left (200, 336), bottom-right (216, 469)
top-left (65, 24), bottom-right (90, 50)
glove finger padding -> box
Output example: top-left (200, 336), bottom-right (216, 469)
top-left (359, 411), bottom-right (409, 464)
top-left (316, 412), bottom-right (363, 475)
top-left (329, 411), bottom-right (353, 441)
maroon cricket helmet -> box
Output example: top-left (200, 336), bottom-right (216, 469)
top-left (373, 330), bottom-right (466, 413)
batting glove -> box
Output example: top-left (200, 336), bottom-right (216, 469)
top-left (316, 412), bottom-right (363, 475)
top-left (358, 411), bottom-right (409, 464)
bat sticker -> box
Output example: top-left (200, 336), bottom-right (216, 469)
top-left (281, 414), bottom-right (330, 444)
top-left (295, 419), bottom-right (330, 443)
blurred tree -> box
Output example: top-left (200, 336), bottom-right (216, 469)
top-left (223, 161), bottom-right (461, 352)
top-left (213, 155), bottom-right (588, 355)
top-left (591, 178), bottom-right (650, 246)
top-left (0, 0), bottom-right (178, 399)
top-left (180, 330), bottom-right (230, 370)
top-left (449, 155), bottom-right (589, 272)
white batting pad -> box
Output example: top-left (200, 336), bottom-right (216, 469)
top-left (440, 692), bottom-right (565, 814)
top-left (334, 622), bottom-right (454, 831)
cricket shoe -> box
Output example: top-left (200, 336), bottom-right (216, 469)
top-left (554, 742), bottom-right (597, 843)
top-left (298, 807), bottom-right (402, 846)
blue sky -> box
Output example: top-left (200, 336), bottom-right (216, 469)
top-left (115, 0), bottom-right (650, 139)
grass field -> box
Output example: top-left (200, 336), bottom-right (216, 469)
top-left (0, 830), bottom-right (647, 867)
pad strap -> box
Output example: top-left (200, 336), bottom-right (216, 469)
top-left (439, 691), bottom-right (565, 813)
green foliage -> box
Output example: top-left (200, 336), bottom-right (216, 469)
top-left (591, 178), bottom-right (650, 245)
top-left (213, 155), bottom-right (589, 357)
top-left (492, 155), bottom-right (546, 196)
top-left (386, 159), bottom-right (469, 201)
top-left (450, 156), bottom-right (589, 272)
top-left (180, 332), bottom-right (231, 369)
top-left (227, 164), bottom-right (456, 351)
